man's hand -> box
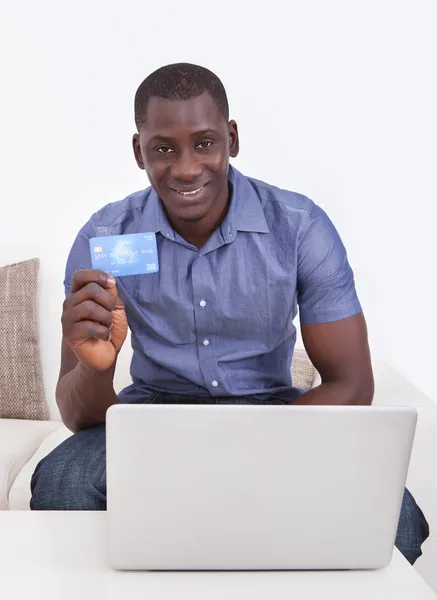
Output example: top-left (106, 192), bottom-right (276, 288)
top-left (61, 269), bottom-right (128, 372)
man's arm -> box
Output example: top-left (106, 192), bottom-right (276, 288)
top-left (294, 200), bottom-right (374, 406)
top-left (293, 313), bottom-right (374, 405)
top-left (56, 341), bottom-right (118, 432)
top-left (56, 269), bottom-right (128, 432)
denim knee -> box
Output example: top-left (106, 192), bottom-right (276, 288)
top-left (395, 488), bottom-right (430, 565)
top-left (30, 425), bottom-right (107, 510)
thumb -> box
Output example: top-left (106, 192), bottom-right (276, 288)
top-left (104, 275), bottom-right (125, 309)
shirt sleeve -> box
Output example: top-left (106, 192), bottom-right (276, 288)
top-left (63, 217), bottom-right (96, 297)
top-left (297, 202), bottom-right (362, 324)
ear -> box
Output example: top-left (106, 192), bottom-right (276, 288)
top-left (228, 120), bottom-right (239, 158)
top-left (132, 133), bottom-right (145, 170)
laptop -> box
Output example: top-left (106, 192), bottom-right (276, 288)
top-left (106, 404), bottom-right (416, 571)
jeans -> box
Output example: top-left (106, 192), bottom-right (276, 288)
top-left (30, 393), bottom-right (430, 565)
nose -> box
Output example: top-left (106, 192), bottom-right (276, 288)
top-left (171, 149), bottom-right (202, 183)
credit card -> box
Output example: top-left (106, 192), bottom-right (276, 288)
top-left (89, 232), bottom-right (159, 277)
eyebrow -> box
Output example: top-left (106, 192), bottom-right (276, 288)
top-left (148, 128), bottom-right (219, 144)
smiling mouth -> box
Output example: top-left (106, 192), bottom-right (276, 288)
top-left (174, 185), bottom-right (205, 197)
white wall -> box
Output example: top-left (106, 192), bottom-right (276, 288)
top-left (1, 0), bottom-right (436, 403)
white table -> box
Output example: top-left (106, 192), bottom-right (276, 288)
top-left (1, 512), bottom-right (435, 599)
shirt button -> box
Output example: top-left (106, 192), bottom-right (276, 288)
top-left (211, 380), bottom-right (219, 387)
top-left (202, 339), bottom-right (210, 346)
top-left (199, 300), bottom-right (206, 307)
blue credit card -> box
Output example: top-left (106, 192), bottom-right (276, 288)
top-left (89, 232), bottom-right (159, 277)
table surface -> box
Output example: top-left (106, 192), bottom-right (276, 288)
top-left (0, 512), bottom-right (435, 600)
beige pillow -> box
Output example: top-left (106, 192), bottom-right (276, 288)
top-left (0, 258), bottom-right (47, 420)
top-left (291, 347), bottom-right (317, 391)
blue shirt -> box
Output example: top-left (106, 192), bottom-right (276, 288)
top-left (65, 166), bottom-right (362, 403)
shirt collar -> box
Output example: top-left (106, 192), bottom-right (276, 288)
top-left (220, 166), bottom-right (269, 243)
top-left (141, 187), bottom-right (175, 240)
top-left (141, 165), bottom-right (270, 241)
top-left (227, 165), bottom-right (270, 234)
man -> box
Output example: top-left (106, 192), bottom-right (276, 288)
top-left (30, 63), bottom-right (429, 563)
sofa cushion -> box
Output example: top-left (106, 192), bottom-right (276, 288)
top-left (291, 347), bottom-right (316, 391)
top-left (8, 422), bottom-right (72, 510)
top-left (0, 418), bottom-right (61, 509)
top-left (0, 258), bottom-right (47, 420)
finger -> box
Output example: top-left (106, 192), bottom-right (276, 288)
top-left (68, 282), bottom-right (116, 312)
top-left (71, 301), bottom-right (113, 328)
top-left (71, 321), bottom-right (111, 343)
top-left (70, 269), bottom-right (116, 294)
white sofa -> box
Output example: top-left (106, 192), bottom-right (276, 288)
top-left (0, 252), bottom-right (436, 593)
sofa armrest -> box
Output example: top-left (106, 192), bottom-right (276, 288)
top-left (370, 361), bottom-right (437, 584)
top-left (366, 361), bottom-right (437, 533)
top-left (313, 360), bottom-right (437, 543)
top-left (406, 406), bottom-right (437, 591)
top-left (312, 359), bottom-right (435, 409)
top-left (371, 360), bottom-right (436, 409)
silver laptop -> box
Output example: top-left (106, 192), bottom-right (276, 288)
top-left (106, 404), bottom-right (416, 571)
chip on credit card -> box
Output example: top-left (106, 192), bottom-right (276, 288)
top-left (89, 232), bottom-right (159, 277)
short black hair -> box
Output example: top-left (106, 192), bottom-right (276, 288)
top-left (134, 63), bottom-right (229, 130)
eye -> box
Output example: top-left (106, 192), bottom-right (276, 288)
top-left (196, 140), bottom-right (213, 149)
top-left (157, 146), bottom-right (175, 154)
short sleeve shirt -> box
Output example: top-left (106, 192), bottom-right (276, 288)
top-left (64, 166), bottom-right (362, 403)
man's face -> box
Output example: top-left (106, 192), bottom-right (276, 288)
top-left (133, 92), bottom-right (239, 224)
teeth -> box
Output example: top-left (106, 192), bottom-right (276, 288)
top-left (178, 186), bottom-right (203, 196)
